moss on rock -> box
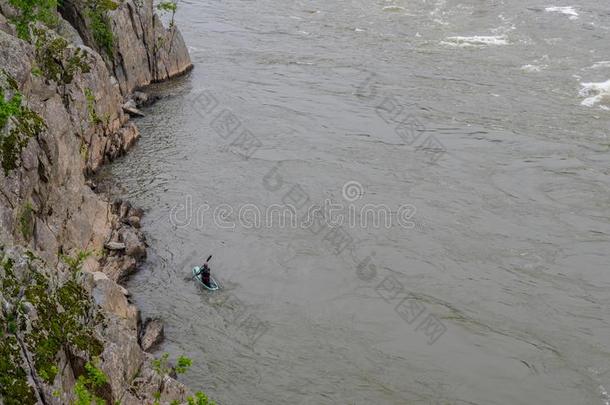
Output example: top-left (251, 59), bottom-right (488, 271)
top-left (23, 266), bottom-right (103, 384)
top-left (32, 27), bottom-right (92, 87)
top-left (18, 202), bottom-right (35, 242)
top-left (0, 71), bottom-right (47, 175)
top-left (0, 249), bottom-right (105, 401)
top-left (0, 334), bottom-right (38, 404)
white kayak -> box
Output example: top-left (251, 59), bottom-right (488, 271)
top-left (192, 267), bottom-right (219, 291)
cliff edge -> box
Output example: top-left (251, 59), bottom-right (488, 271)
top-left (0, 0), bottom-right (195, 403)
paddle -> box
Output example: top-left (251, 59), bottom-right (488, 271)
top-left (191, 255), bottom-right (213, 279)
top-left (201, 255), bottom-right (222, 290)
top-left (203, 255), bottom-right (217, 288)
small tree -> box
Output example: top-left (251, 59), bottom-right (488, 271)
top-left (156, 1), bottom-right (177, 28)
top-left (73, 359), bottom-right (108, 405)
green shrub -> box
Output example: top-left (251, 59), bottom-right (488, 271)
top-left (175, 355), bottom-right (192, 374)
top-left (32, 27), bottom-right (91, 86)
top-left (156, 1), bottom-right (176, 13)
top-left (186, 392), bottom-right (216, 405)
top-left (60, 250), bottom-right (91, 273)
top-left (8, 0), bottom-right (59, 40)
top-left (1, 254), bottom-right (107, 403)
top-left (152, 353), bottom-right (192, 376)
top-left (84, 88), bottom-right (102, 125)
top-left (73, 359), bottom-right (108, 405)
top-left (152, 352), bottom-right (170, 375)
top-left (151, 354), bottom-right (215, 405)
top-left (156, 1), bottom-right (177, 27)
top-left (0, 82), bottom-right (21, 131)
top-left (86, 0), bottom-right (119, 59)
top-left (0, 71), bottom-right (47, 175)
top-left (23, 270), bottom-right (103, 384)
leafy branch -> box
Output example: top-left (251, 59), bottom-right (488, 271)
top-left (73, 359), bottom-right (108, 405)
top-left (0, 71), bottom-right (47, 175)
top-left (156, 1), bottom-right (177, 28)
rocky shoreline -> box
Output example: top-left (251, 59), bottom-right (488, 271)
top-left (0, 0), bottom-right (196, 403)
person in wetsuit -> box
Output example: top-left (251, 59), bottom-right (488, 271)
top-left (197, 261), bottom-right (211, 286)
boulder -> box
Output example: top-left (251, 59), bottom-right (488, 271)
top-left (115, 283), bottom-right (129, 296)
top-left (120, 227), bottom-right (146, 260)
top-left (140, 318), bottom-right (164, 352)
top-left (122, 99), bottom-right (145, 117)
top-left (119, 200), bottom-right (132, 219)
top-left (92, 274), bottom-right (139, 330)
top-left (127, 215), bottom-right (141, 228)
top-left (132, 91), bottom-right (149, 106)
top-left (105, 241), bottom-right (126, 251)
top-left (110, 198), bottom-right (122, 214)
top-left (92, 271), bottom-right (109, 282)
top-left (22, 301), bottom-right (37, 320)
top-left (129, 207), bottom-right (144, 219)
top-left (55, 15), bottom-right (84, 45)
top-left (101, 254), bottom-right (139, 283)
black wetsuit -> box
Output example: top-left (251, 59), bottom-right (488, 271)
top-left (198, 264), bottom-right (211, 285)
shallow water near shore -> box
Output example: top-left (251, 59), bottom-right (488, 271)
top-left (106, 1), bottom-right (610, 404)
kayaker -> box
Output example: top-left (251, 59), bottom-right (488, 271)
top-left (197, 261), bottom-right (211, 286)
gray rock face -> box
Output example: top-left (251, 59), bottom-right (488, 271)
top-left (0, 247), bottom-right (179, 405)
top-left (100, 315), bottom-right (146, 399)
top-left (0, 0), bottom-right (192, 401)
top-left (122, 359), bottom-right (190, 405)
top-left (0, 30), bottom-right (105, 260)
top-left (60, 0), bottom-right (193, 95)
top-left (0, 11), bottom-right (14, 35)
top-left (91, 271), bottom-right (139, 330)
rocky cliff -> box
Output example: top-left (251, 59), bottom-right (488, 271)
top-left (60, 0), bottom-right (192, 94)
top-left (0, 0), bottom-right (194, 403)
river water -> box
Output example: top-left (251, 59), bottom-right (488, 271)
top-left (105, 1), bottom-right (610, 404)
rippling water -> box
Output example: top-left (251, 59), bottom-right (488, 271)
top-left (105, 1), bottom-right (610, 403)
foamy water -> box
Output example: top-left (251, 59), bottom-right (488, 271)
top-left (545, 6), bottom-right (579, 19)
top-left (382, 5), bottom-right (405, 12)
top-left (580, 80), bottom-right (610, 108)
top-left (442, 35), bottom-right (509, 47)
top-left (588, 61), bottom-right (610, 70)
top-left (521, 64), bottom-right (546, 72)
